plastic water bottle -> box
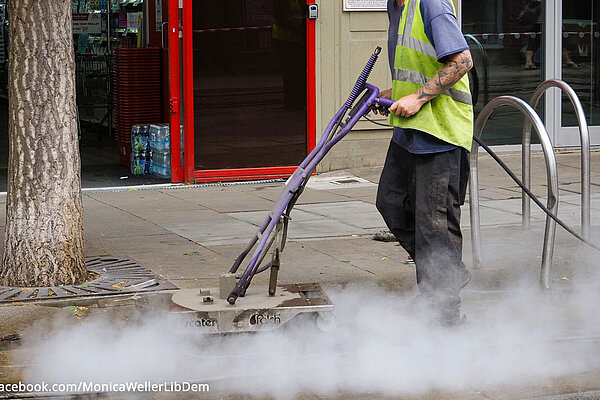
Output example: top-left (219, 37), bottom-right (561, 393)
top-left (131, 125), bottom-right (149, 153)
top-left (150, 150), bottom-right (171, 178)
top-left (130, 151), bottom-right (146, 175)
top-left (161, 124), bottom-right (171, 151)
top-left (149, 124), bottom-right (161, 151)
top-left (149, 124), bottom-right (171, 178)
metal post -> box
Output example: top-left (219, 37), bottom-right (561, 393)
top-left (470, 96), bottom-right (559, 289)
top-left (523, 80), bottom-right (591, 240)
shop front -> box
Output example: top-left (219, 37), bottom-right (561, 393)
top-left (460, 0), bottom-right (600, 147)
top-left (1, 0), bottom-right (597, 188)
top-left (168, 0), bottom-right (316, 183)
top-left (0, 0), bottom-right (173, 190)
top-left (170, 0), bottom-right (599, 184)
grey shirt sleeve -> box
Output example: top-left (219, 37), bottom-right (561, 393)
top-left (421, 0), bottom-right (469, 61)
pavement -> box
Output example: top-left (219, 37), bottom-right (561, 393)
top-left (2, 149), bottom-right (600, 399)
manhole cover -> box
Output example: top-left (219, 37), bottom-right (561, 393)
top-left (0, 257), bottom-right (177, 303)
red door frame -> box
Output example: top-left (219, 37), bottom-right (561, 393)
top-left (168, 0), bottom-right (182, 182)
top-left (169, 0), bottom-right (317, 183)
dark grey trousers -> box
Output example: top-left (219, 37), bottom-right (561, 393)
top-left (376, 140), bottom-right (470, 299)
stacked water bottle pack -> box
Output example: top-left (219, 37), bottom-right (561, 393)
top-left (130, 125), bottom-right (151, 175)
top-left (149, 124), bottom-right (171, 179)
top-left (130, 124), bottom-right (171, 178)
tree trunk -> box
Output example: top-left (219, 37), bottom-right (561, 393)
top-left (0, 0), bottom-right (86, 286)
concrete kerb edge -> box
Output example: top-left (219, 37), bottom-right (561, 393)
top-left (0, 178), bottom-right (287, 198)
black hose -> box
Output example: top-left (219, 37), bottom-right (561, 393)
top-left (361, 116), bottom-right (600, 253)
top-left (473, 135), bottom-right (600, 252)
top-left (362, 114), bottom-right (390, 127)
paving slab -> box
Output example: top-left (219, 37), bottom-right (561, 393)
top-left (164, 186), bottom-right (275, 213)
top-left (295, 200), bottom-right (386, 229)
top-left (294, 188), bottom-right (361, 205)
top-left (477, 186), bottom-right (522, 200)
top-left (460, 203), bottom-right (524, 227)
top-left (342, 164), bottom-right (381, 180)
top-left (233, 183), bottom-right (355, 205)
top-left (127, 208), bottom-right (258, 246)
top-left (227, 208), bottom-right (369, 239)
top-left (316, 185), bottom-right (379, 202)
top-left (273, 242), bottom-right (386, 284)
top-left (83, 195), bottom-right (169, 238)
top-left (85, 190), bottom-right (207, 214)
top-left (84, 239), bottom-right (109, 257)
top-left (299, 237), bottom-right (414, 284)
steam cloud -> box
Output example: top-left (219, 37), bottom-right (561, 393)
top-left (17, 269), bottom-right (600, 398)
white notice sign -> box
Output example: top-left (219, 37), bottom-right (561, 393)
top-left (127, 12), bottom-right (140, 31)
top-left (343, 0), bottom-right (387, 11)
top-left (72, 13), bottom-right (102, 34)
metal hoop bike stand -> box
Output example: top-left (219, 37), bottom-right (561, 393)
top-left (469, 96), bottom-right (559, 289)
top-left (522, 79), bottom-right (591, 240)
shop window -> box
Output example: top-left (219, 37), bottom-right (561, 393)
top-left (561, 0), bottom-right (599, 127)
top-left (462, 0), bottom-right (545, 145)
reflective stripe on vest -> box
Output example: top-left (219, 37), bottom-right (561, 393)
top-left (390, 0), bottom-right (473, 151)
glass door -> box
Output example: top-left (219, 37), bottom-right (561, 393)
top-left (461, 0), bottom-right (545, 145)
top-left (191, 0), bottom-right (309, 172)
top-left (555, 0), bottom-right (600, 146)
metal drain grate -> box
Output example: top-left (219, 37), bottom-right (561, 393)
top-left (0, 257), bottom-right (177, 303)
top-left (331, 178), bottom-right (362, 185)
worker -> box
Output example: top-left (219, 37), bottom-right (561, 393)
top-left (374, 0), bottom-right (474, 326)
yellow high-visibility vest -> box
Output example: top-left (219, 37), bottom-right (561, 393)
top-left (390, 0), bottom-right (473, 151)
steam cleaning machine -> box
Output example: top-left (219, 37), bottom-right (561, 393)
top-left (156, 47), bottom-right (395, 334)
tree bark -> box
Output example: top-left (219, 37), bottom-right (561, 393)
top-left (0, 0), bottom-right (86, 286)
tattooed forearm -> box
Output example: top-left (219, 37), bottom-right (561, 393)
top-left (416, 49), bottom-right (473, 102)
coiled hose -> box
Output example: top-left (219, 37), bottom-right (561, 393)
top-left (344, 47), bottom-right (381, 108)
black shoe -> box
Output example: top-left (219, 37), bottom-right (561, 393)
top-left (437, 296), bottom-right (464, 327)
top-left (438, 313), bottom-right (468, 328)
top-left (372, 230), bottom-right (396, 242)
top-left (460, 269), bottom-right (472, 290)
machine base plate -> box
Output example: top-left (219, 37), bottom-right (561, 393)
top-left (166, 283), bottom-right (334, 334)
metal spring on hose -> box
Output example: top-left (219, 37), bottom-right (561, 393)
top-left (344, 46), bottom-right (381, 108)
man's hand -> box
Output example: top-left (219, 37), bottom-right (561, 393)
top-left (373, 88), bottom-right (392, 116)
top-left (390, 92), bottom-right (426, 118)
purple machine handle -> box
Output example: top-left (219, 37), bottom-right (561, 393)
top-left (376, 97), bottom-right (395, 108)
top-left (227, 47), bottom-right (393, 305)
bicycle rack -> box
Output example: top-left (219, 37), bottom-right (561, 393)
top-left (464, 34), bottom-right (490, 106)
top-left (522, 79), bottom-right (591, 240)
top-left (469, 96), bottom-right (559, 289)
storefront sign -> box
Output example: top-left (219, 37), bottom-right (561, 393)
top-left (72, 13), bottom-right (102, 34)
top-left (343, 0), bottom-right (387, 11)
